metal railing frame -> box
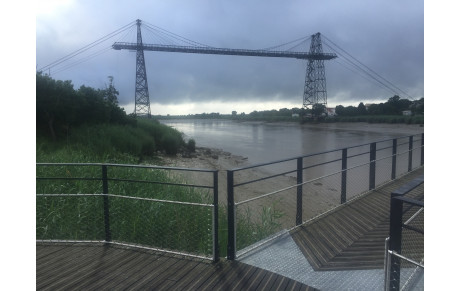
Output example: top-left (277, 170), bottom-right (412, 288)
top-left (36, 163), bottom-right (220, 262)
top-left (227, 133), bottom-right (424, 260)
top-left (36, 132), bottom-right (423, 262)
top-left (385, 175), bottom-right (424, 291)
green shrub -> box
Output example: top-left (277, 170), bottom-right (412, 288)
top-left (187, 139), bottom-right (196, 152)
top-left (161, 133), bottom-right (182, 155)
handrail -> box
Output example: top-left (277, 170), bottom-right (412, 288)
top-left (36, 163), bottom-right (220, 262)
top-left (226, 133), bottom-right (424, 259)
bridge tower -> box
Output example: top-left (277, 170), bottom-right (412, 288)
top-left (303, 33), bottom-right (328, 109)
top-left (134, 19), bottom-right (151, 117)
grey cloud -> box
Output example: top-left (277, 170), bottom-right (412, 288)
top-left (36, 0), bottom-right (424, 110)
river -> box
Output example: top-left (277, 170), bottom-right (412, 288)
top-left (160, 119), bottom-right (424, 165)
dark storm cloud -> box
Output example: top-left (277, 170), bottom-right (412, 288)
top-left (36, 0), bottom-right (424, 109)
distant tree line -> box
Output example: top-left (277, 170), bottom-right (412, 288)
top-left (36, 72), bottom-right (135, 141)
top-left (335, 96), bottom-right (424, 117)
top-left (156, 95), bottom-right (423, 123)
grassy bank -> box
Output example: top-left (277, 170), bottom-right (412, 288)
top-left (36, 119), bottom-right (283, 258)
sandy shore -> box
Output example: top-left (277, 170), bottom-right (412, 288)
top-left (159, 146), bottom-right (340, 227)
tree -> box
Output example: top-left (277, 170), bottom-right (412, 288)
top-left (357, 102), bottom-right (367, 115)
top-left (412, 98), bottom-right (424, 115)
top-left (335, 105), bottom-right (345, 116)
top-left (311, 103), bottom-right (326, 117)
top-left (36, 72), bottom-right (78, 140)
top-left (104, 76), bottom-right (119, 105)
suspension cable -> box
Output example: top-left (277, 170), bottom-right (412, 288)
top-left (322, 34), bottom-right (414, 100)
top-left (38, 20), bottom-right (137, 73)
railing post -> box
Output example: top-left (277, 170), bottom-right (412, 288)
top-left (408, 136), bottom-right (413, 172)
top-left (369, 142), bottom-right (376, 190)
top-left (227, 170), bottom-right (236, 260)
top-left (389, 194), bottom-right (404, 291)
top-left (212, 170), bottom-right (219, 262)
top-left (102, 165), bottom-right (111, 242)
top-left (341, 148), bottom-right (347, 204)
top-left (296, 157), bottom-right (303, 225)
top-left (391, 139), bottom-right (397, 180)
top-left (384, 237), bottom-right (391, 291)
top-left (420, 133), bottom-right (424, 166)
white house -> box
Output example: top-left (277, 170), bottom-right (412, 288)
top-left (402, 110), bottom-right (412, 116)
top-left (326, 107), bottom-right (336, 116)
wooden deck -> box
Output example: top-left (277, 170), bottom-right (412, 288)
top-left (36, 243), bottom-right (317, 290)
top-left (36, 168), bottom-right (423, 289)
top-left (290, 168), bottom-right (424, 271)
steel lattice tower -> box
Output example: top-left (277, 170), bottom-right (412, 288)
top-left (134, 19), bottom-right (151, 117)
top-left (303, 33), bottom-right (328, 109)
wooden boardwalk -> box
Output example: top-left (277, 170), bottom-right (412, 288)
top-left (290, 168), bottom-right (424, 271)
top-left (36, 168), bottom-right (423, 289)
top-left (36, 243), bottom-right (317, 290)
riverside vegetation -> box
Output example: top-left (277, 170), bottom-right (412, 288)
top-left (36, 73), bottom-right (283, 257)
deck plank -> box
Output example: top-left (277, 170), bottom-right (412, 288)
top-left (290, 168), bottom-right (423, 271)
top-left (36, 244), bottom-right (317, 290)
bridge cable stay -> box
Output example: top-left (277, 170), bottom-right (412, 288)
top-left (261, 35), bottom-right (312, 52)
top-left (329, 56), bottom-right (399, 98)
top-left (323, 43), bottom-right (412, 100)
top-left (49, 24), bottom-right (138, 76)
top-left (141, 20), bottom-right (212, 48)
top-left (38, 21), bottom-right (137, 75)
top-left (321, 35), bottom-right (414, 100)
top-left (51, 47), bottom-right (113, 76)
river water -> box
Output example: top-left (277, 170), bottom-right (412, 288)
top-left (160, 119), bottom-right (424, 227)
top-left (160, 119), bottom-right (423, 165)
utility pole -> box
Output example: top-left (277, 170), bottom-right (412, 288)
top-left (134, 19), bottom-right (151, 117)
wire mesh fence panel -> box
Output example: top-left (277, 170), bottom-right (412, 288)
top-left (36, 164), bottom-right (103, 194)
top-left (235, 187), bottom-right (296, 254)
top-left (108, 196), bottom-right (214, 257)
top-left (232, 159), bottom-right (297, 205)
top-left (345, 162), bottom-right (370, 199)
top-left (401, 188), bottom-right (424, 263)
top-left (302, 171), bottom-right (342, 221)
top-left (36, 163), bottom-right (218, 260)
top-left (376, 154), bottom-right (393, 186)
top-left (396, 138), bottom-right (410, 177)
top-left (36, 195), bottom-right (106, 241)
top-left (302, 150), bottom-right (342, 181)
top-left (410, 137), bottom-right (423, 168)
top-left (386, 178), bottom-right (424, 291)
top-left (388, 257), bottom-right (424, 291)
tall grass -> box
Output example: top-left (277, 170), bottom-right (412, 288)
top-left (37, 118), bottom-right (185, 161)
top-left (36, 162), bottom-right (215, 256)
top-left (36, 120), bottom-right (285, 258)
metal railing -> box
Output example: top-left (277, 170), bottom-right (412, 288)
top-left (384, 175), bottom-right (424, 291)
top-left (36, 163), bottom-right (219, 261)
top-left (227, 133), bottom-right (424, 259)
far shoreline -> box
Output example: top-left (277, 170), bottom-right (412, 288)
top-left (161, 118), bottom-right (425, 136)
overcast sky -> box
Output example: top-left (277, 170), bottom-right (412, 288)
top-left (36, 0), bottom-right (424, 115)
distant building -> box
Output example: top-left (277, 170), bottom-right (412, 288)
top-left (292, 113), bottom-right (300, 118)
top-left (364, 103), bottom-right (374, 110)
top-left (402, 110), bottom-right (412, 116)
top-left (326, 107), bottom-right (336, 116)
top-left (232, 111), bottom-right (237, 117)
